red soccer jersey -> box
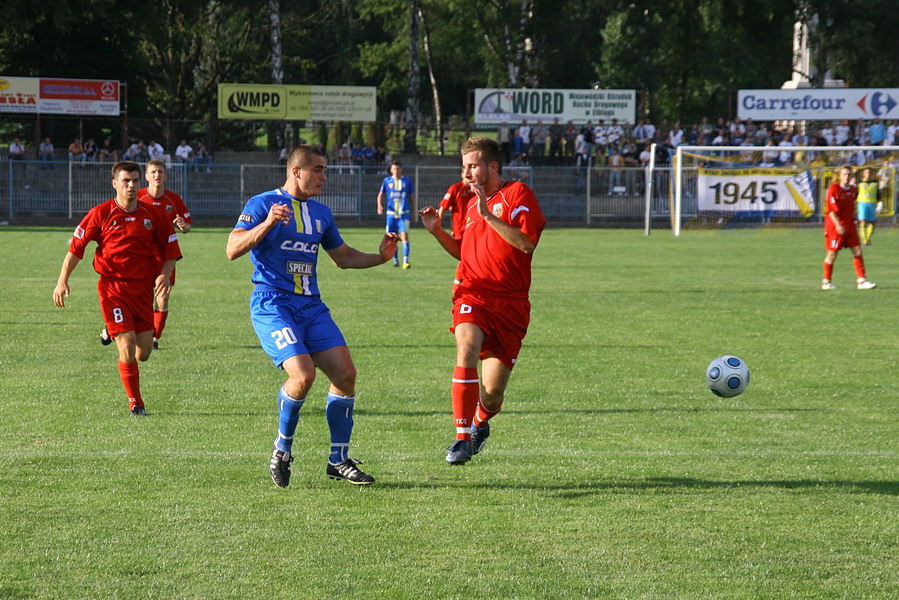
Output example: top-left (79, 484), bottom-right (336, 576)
top-left (825, 182), bottom-right (858, 229)
top-left (439, 181), bottom-right (476, 240)
top-left (138, 187), bottom-right (191, 226)
top-left (455, 180), bottom-right (546, 298)
top-left (69, 199), bottom-right (182, 280)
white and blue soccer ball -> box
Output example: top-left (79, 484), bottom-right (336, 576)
top-left (706, 355), bottom-right (750, 398)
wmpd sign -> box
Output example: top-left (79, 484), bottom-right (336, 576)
top-left (218, 83), bottom-right (375, 121)
top-left (738, 88), bottom-right (899, 121)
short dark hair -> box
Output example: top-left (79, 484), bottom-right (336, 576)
top-left (112, 161), bottom-right (140, 178)
top-left (287, 144), bottom-right (326, 170)
top-left (391, 160), bottom-right (402, 167)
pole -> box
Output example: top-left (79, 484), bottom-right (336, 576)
top-left (644, 143), bottom-right (656, 236)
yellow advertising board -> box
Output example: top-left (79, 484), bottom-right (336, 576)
top-left (218, 84), bottom-right (376, 122)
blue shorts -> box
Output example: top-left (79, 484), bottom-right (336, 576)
top-left (857, 202), bottom-right (877, 221)
top-left (385, 214), bottom-right (410, 234)
top-left (250, 291), bottom-right (346, 367)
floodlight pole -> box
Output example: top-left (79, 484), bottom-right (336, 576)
top-left (674, 146), bottom-right (683, 237)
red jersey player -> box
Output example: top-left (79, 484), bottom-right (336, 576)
top-left (53, 161), bottom-right (182, 415)
top-left (822, 164), bottom-right (876, 290)
top-left (420, 137), bottom-right (546, 465)
top-left (437, 172), bottom-right (476, 240)
top-left (137, 159), bottom-right (192, 348)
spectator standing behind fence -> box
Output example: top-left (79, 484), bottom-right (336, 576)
top-left (39, 137), bottom-right (55, 168)
top-left (99, 138), bottom-right (119, 162)
top-left (195, 142), bottom-right (211, 171)
top-left (530, 120), bottom-right (547, 164)
top-left (175, 139), bottom-right (194, 165)
top-left (147, 140), bottom-right (165, 161)
top-left (564, 121), bottom-right (577, 161)
top-left (83, 138), bottom-right (97, 162)
top-left (497, 122), bottom-right (511, 164)
top-left (8, 137), bottom-right (24, 160)
top-left (519, 119), bottom-right (530, 156)
top-left (548, 117), bottom-right (564, 164)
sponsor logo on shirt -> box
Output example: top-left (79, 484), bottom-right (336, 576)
top-left (287, 261), bottom-right (313, 275)
top-left (74, 226), bottom-right (85, 239)
top-left (280, 240), bottom-right (319, 253)
top-left (238, 213), bottom-right (253, 223)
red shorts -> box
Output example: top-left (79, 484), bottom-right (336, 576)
top-left (97, 277), bottom-right (155, 337)
top-left (451, 290), bottom-right (531, 370)
top-left (824, 223), bottom-right (859, 251)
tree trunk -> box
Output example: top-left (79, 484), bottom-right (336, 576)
top-left (404, 0), bottom-right (421, 154)
top-left (418, 5), bottom-right (443, 155)
top-left (270, 0), bottom-right (285, 150)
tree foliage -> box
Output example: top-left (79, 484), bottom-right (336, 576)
top-left (0, 0), bottom-right (893, 150)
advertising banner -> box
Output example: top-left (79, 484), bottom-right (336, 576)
top-left (474, 88), bottom-right (636, 125)
top-left (218, 84), bottom-right (376, 121)
top-left (0, 77), bottom-right (40, 113)
top-left (697, 167), bottom-right (816, 217)
top-left (738, 88), bottom-right (899, 121)
top-left (0, 76), bottom-right (119, 115)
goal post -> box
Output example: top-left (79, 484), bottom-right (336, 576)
top-left (666, 145), bottom-right (899, 236)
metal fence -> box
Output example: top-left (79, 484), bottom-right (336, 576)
top-left (0, 158), bottom-right (673, 225)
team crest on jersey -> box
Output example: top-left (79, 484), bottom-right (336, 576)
top-left (73, 226), bottom-right (85, 239)
top-left (165, 205), bottom-right (173, 214)
top-left (143, 219), bottom-right (153, 230)
top-left (492, 203), bottom-right (503, 217)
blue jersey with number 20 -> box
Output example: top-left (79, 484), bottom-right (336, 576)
top-left (234, 188), bottom-right (344, 296)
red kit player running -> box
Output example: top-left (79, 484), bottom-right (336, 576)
top-left (137, 159), bottom-right (192, 348)
top-left (420, 137), bottom-right (546, 465)
top-left (53, 161), bottom-right (182, 415)
top-left (822, 164), bottom-right (876, 291)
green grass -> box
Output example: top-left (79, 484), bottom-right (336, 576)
top-left (1, 225), bottom-right (896, 599)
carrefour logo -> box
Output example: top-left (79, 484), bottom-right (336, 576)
top-left (856, 91), bottom-right (897, 116)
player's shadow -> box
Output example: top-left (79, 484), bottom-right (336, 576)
top-left (380, 477), bottom-right (899, 497)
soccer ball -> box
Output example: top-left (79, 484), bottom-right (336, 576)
top-left (706, 355), bottom-right (750, 398)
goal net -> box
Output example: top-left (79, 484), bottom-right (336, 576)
top-left (665, 145), bottom-right (899, 236)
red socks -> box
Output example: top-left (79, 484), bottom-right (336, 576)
top-left (118, 360), bottom-right (143, 410)
top-left (474, 401), bottom-right (502, 428)
top-left (451, 366), bottom-right (479, 440)
top-left (153, 310), bottom-right (168, 339)
top-left (823, 260), bottom-right (834, 281)
top-left (853, 256), bottom-right (866, 280)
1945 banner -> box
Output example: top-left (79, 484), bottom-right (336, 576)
top-left (697, 168), bottom-right (816, 217)
top-left (218, 84), bottom-right (376, 122)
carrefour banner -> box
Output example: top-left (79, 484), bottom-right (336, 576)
top-left (738, 88), bottom-right (899, 121)
top-left (0, 76), bottom-right (119, 115)
top-left (697, 168), bottom-right (816, 217)
top-left (475, 88), bottom-right (636, 125)
top-left (218, 84), bottom-right (376, 121)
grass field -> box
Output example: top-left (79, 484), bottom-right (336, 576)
top-left (1, 225), bottom-right (897, 599)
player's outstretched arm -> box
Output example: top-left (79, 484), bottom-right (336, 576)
top-left (53, 252), bottom-right (81, 308)
top-left (419, 207), bottom-right (460, 260)
top-left (325, 233), bottom-right (398, 269)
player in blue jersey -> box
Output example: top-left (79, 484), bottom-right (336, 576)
top-left (226, 145), bottom-right (398, 488)
top-left (376, 160), bottom-right (416, 269)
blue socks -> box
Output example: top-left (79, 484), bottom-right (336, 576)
top-left (326, 392), bottom-right (355, 464)
top-left (274, 387), bottom-right (304, 453)
top-left (402, 241), bottom-right (410, 263)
